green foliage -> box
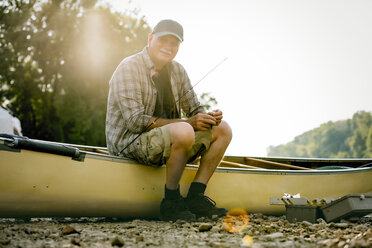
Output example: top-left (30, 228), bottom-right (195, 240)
top-left (0, 0), bottom-right (150, 145)
top-left (198, 92), bottom-right (217, 111)
top-left (179, 92), bottom-right (218, 119)
top-left (366, 126), bottom-right (372, 157)
top-left (267, 111), bottom-right (372, 158)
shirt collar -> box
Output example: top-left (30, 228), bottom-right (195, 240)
top-left (142, 46), bottom-right (155, 71)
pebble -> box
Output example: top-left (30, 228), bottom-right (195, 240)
top-left (111, 236), bottom-right (124, 247)
top-left (176, 219), bottom-right (186, 225)
top-left (0, 239), bottom-right (11, 245)
top-left (136, 235), bottom-right (144, 242)
top-left (333, 222), bottom-right (349, 228)
top-left (262, 232), bottom-right (284, 240)
top-left (198, 223), bottom-right (213, 232)
top-left (301, 220), bottom-right (313, 226)
top-left (61, 226), bottom-right (79, 236)
top-left (70, 238), bottom-right (80, 246)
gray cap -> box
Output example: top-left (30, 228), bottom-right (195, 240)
top-left (152, 19), bottom-right (184, 42)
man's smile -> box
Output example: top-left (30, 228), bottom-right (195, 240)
top-left (160, 48), bottom-right (172, 57)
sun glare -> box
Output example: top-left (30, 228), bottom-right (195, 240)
top-left (223, 208), bottom-right (249, 233)
top-left (75, 11), bottom-right (107, 73)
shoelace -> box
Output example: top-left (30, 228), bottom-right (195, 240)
top-left (199, 194), bottom-right (216, 207)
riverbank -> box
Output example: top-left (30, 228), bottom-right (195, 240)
top-left (0, 214), bottom-right (371, 247)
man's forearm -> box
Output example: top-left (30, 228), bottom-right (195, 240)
top-left (146, 111), bottom-right (219, 132)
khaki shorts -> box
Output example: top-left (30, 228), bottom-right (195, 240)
top-left (139, 124), bottom-right (212, 166)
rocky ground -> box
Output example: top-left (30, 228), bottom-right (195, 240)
top-left (0, 214), bottom-right (371, 248)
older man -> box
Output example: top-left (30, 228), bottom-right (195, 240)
top-left (106, 20), bottom-right (232, 221)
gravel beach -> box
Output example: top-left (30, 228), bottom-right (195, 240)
top-left (0, 214), bottom-right (371, 248)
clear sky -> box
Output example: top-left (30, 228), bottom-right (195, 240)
top-left (103, 0), bottom-right (372, 156)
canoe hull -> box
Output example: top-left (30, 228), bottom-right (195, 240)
top-left (1, 149), bottom-right (372, 218)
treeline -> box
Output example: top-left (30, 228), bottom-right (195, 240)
top-left (0, 0), bottom-right (150, 146)
top-left (267, 111), bottom-right (372, 158)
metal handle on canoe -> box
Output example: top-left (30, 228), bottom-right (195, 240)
top-left (0, 134), bottom-right (84, 161)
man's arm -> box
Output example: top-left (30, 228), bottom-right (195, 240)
top-left (111, 61), bottom-right (152, 134)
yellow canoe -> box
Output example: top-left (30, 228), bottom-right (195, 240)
top-left (1, 135), bottom-right (372, 218)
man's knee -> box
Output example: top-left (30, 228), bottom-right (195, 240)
top-left (213, 120), bottom-right (232, 142)
top-left (170, 122), bottom-right (195, 148)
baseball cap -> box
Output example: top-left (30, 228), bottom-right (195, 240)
top-left (152, 19), bottom-right (184, 42)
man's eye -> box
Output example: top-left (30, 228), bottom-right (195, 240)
top-left (169, 41), bottom-right (179, 47)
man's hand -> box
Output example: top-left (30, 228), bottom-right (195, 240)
top-left (187, 113), bottom-right (217, 131)
top-left (208, 109), bottom-right (223, 126)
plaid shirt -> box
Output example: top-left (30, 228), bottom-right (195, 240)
top-left (106, 47), bottom-right (204, 161)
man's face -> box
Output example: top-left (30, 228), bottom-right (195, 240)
top-left (148, 34), bottom-right (180, 67)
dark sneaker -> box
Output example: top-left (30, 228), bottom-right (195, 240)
top-left (186, 193), bottom-right (228, 218)
top-left (160, 197), bottom-right (196, 221)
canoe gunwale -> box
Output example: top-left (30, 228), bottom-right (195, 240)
top-left (4, 136), bottom-right (372, 163)
top-left (81, 152), bottom-right (372, 175)
top-left (2, 136), bottom-right (372, 175)
top-left (80, 152), bottom-right (372, 175)
top-left (190, 163), bottom-right (372, 175)
top-left (214, 165), bottom-right (372, 175)
top-left (226, 155), bottom-right (372, 163)
top-left (80, 153), bottom-right (372, 176)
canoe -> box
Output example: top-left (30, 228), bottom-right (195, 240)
top-left (1, 134), bottom-right (372, 218)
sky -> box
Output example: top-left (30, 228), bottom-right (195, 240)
top-left (103, 0), bottom-right (372, 156)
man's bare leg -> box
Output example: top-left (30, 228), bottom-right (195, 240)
top-left (193, 120), bottom-right (232, 184)
top-left (160, 122), bottom-right (196, 221)
top-left (165, 122), bottom-right (195, 189)
top-left (185, 120), bottom-right (232, 218)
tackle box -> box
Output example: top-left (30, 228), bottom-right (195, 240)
top-left (286, 205), bottom-right (322, 223)
top-left (320, 194), bottom-right (372, 222)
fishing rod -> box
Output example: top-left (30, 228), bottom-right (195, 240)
top-left (118, 57), bottom-right (228, 156)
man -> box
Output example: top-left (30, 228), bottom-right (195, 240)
top-left (106, 19), bottom-right (232, 221)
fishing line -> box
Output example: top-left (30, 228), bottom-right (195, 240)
top-left (118, 57), bottom-right (228, 156)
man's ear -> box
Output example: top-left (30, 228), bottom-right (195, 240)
top-left (148, 34), bottom-right (153, 47)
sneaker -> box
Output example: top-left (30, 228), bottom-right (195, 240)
top-left (160, 197), bottom-right (196, 221)
top-left (186, 193), bottom-right (228, 218)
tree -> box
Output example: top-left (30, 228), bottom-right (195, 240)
top-left (267, 111), bottom-right (372, 158)
top-left (348, 111), bottom-right (372, 158)
top-left (366, 126), bottom-right (372, 157)
top-left (0, 0), bottom-right (150, 145)
top-left (198, 92), bottom-right (217, 111)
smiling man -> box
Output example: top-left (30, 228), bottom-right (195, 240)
top-left (106, 20), bottom-right (232, 221)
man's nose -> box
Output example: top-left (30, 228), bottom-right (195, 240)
top-left (163, 42), bottom-right (172, 50)
top-left (163, 41), bottom-right (176, 50)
